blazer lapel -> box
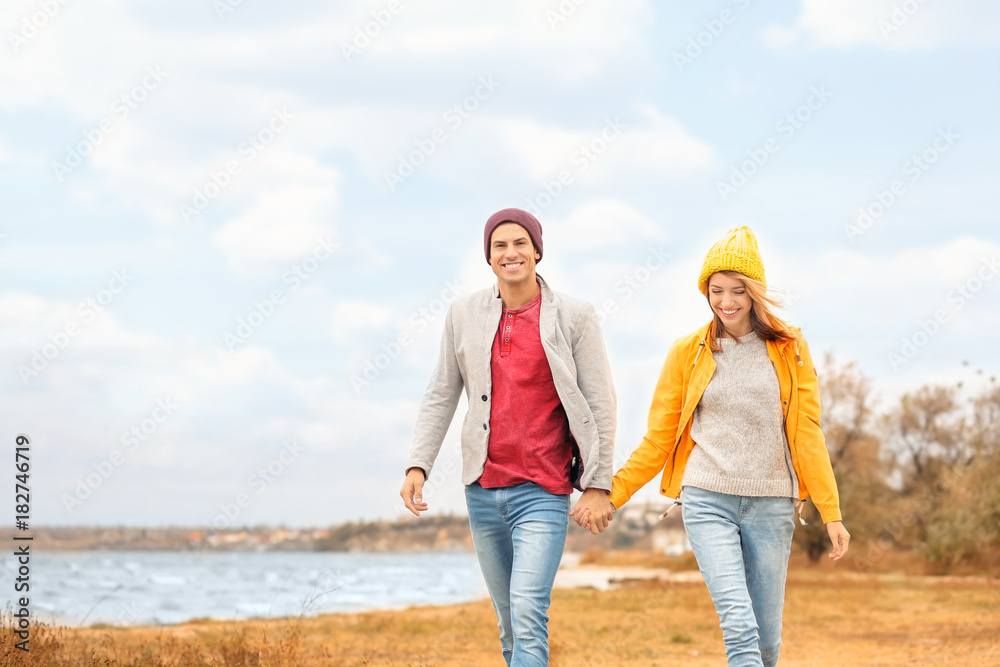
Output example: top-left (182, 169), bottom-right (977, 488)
top-left (483, 283), bottom-right (503, 366)
top-left (537, 275), bottom-right (558, 350)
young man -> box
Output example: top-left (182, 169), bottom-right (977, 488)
top-left (400, 207), bottom-right (617, 666)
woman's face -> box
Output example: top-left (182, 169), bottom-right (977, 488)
top-left (708, 272), bottom-right (752, 335)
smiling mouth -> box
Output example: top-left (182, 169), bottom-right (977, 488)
top-left (502, 262), bottom-right (524, 271)
top-left (720, 308), bottom-right (740, 317)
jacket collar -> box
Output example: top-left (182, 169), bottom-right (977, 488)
top-left (696, 319), bottom-right (798, 353)
top-left (695, 320), bottom-right (712, 343)
top-left (490, 273), bottom-right (550, 305)
top-left (488, 273), bottom-right (555, 349)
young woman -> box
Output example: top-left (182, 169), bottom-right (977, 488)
top-left (577, 226), bottom-right (850, 666)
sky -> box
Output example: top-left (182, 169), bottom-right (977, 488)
top-left (2, 0), bottom-right (998, 529)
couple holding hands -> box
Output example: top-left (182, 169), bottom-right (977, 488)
top-left (400, 207), bottom-right (850, 667)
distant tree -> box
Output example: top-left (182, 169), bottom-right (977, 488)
top-left (969, 383), bottom-right (1000, 459)
top-left (920, 382), bottom-right (1000, 570)
top-left (795, 354), bottom-right (893, 562)
top-left (883, 384), bottom-right (968, 492)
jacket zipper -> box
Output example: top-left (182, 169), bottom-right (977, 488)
top-left (692, 340), bottom-right (705, 369)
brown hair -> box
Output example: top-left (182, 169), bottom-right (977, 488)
top-left (705, 271), bottom-right (797, 352)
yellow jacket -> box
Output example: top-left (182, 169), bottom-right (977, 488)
top-left (609, 322), bottom-right (843, 524)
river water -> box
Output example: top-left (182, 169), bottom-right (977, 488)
top-left (2, 550), bottom-right (487, 627)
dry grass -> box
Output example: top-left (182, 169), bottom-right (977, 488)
top-left (2, 564), bottom-right (998, 666)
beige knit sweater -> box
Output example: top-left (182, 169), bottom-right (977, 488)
top-left (682, 330), bottom-right (799, 498)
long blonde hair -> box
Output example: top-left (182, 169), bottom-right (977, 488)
top-left (706, 271), bottom-right (797, 352)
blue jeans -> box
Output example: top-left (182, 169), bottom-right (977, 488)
top-left (465, 481), bottom-right (570, 667)
top-left (681, 485), bottom-right (796, 667)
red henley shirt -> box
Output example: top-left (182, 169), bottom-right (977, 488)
top-left (478, 291), bottom-right (575, 495)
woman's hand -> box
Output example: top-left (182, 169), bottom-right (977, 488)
top-left (570, 488), bottom-right (614, 535)
top-left (826, 520), bottom-right (850, 561)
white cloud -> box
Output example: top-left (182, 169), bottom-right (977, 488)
top-left (607, 104), bottom-right (715, 178)
top-left (491, 106), bottom-right (713, 187)
top-left (766, 0), bottom-right (1000, 50)
top-left (0, 1), bottom-right (346, 115)
top-left (762, 24), bottom-right (803, 50)
top-left (3, 0), bottom-right (667, 211)
top-left (83, 103), bottom-right (331, 225)
top-left (545, 199), bottom-right (666, 252)
top-left (1, 0), bottom-right (652, 119)
top-left (0, 292), bottom-right (48, 330)
top-left (782, 236), bottom-right (999, 295)
top-left (0, 290), bottom-right (389, 523)
top-left (495, 118), bottom-right (590, 183)
top-left (3, 0), bottom-right (994, 530)
top-left (213, 180), bottom-right (339, 274)
top-left (0, 291), bottom-right (164, 359)
top-left (296, 100), bottom-right (712, 197)
top-left (368, 0), bottom-right (654, 79)
top-left (331, 301), bottom-right (394, 345)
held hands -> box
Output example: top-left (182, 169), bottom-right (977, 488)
top-left (826, 520), bottom-right (851, 561)
top-left (399, 467), bottom-right (428, 516)
top-left (569, 488), bottom-right (614, 535)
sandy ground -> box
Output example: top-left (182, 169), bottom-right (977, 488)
top-left (23, 561), bottom-right (996, 667)
top-left (553, 559), bottom-right (703, 590)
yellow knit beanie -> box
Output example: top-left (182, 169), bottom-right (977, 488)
top-left (697, 226), bottom-right (766, 295)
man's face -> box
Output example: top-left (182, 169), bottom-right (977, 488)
top-left (489, 222), bottom-right (540, 288)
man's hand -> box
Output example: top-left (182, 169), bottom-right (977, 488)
top-left (826, 520), bottom-right (851, 561)
top-left (400, 467), bottom-right (428, 516)
top-left (570, 488), bottom-right (614, 535)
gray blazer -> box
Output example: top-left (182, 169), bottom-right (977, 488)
top-left (405, 274), bottom-right (617, 492)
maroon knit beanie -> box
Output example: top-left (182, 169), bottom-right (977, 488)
top-left (483, 208), bottom-right (543, 264)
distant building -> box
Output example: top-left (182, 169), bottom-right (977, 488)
top-left (618, 501), bottom-right (692, 555)
top-left (651, 523), bottom-right (692, 556)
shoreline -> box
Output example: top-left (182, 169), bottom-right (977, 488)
top-left (21, 570), bottom-right (998, 667)
top-left (18, 547), bottom-right (1000, 633)
top-left (44, 557), bottom-right (705, 630)
top-left (46, 558), bottom-right (1000, 631)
